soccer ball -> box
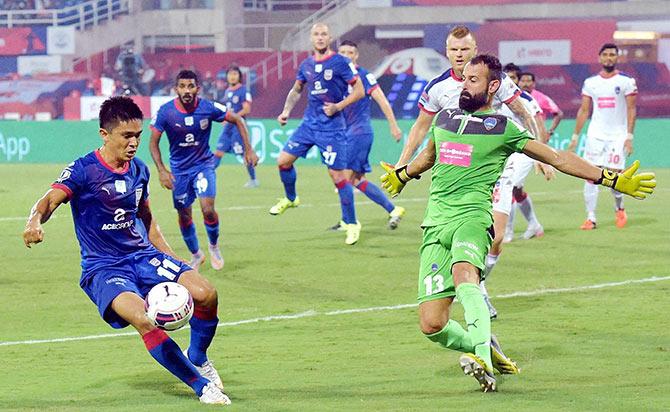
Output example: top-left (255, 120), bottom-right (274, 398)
top-left (145, 282), bottom-right (194, 331)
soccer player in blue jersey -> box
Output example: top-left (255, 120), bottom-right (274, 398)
top-left (270, 22), bottom-right (365, 245)
top-left (213, 65), bottom-right (258, 188)
top-left (23, 97), bottom-right (231, 405)
top-left (332, 40), bottom-right (405, 231)
top-left (150, 70), bottom-right (258, 270)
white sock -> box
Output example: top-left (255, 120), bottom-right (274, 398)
top-left (611, 188), bottom-right (624, 210)
top-left (517, 195), bottom-right (539, 226)
top-left (480, 280), bottom-right (489, 297)
top-left (483, 253), bottom-right (499, 279)
top-left (506, 206), bottom-right (516, 235)
top-left (584, 181), bottom-right (599, 222)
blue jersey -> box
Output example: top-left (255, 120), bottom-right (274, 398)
top-left (151, 97), bottom-right (229, 175)
top-left (51, 150), bottom-right (152, 281)
top-left (343, 66), bottom-right (379, 136)
top-left (222, 84), bottom-right (251, 133)
top-left (296, 52), bottom-right (359, 131)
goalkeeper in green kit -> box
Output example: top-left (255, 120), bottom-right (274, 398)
top-left (380, 54), bottom-right (656, 392)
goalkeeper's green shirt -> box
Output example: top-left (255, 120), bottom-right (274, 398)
top-left (422, 107), bottom-right (533, 227)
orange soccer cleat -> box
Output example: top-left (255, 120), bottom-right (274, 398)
top-left (615, 209), bottom-right (628, 228)
top-left (580, 219), bottom-right (596, 230)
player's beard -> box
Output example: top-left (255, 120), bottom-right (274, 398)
top-left (178, 94), bottom-right (194, 108)
top-left (315, 46), bottom-right (328, 55)
top-left (602, 64), bottom-right (616, 73)
top-left (459, 90), bottom-right (488, 113)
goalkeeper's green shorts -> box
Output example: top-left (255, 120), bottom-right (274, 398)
top-left (417, 219), bottom-right (493, 303)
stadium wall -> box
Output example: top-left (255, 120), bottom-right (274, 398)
top-left (0, 119), bottom-right (669, 167)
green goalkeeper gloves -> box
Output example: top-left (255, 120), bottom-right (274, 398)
top-left (380, 161), bottom-right (419, 197)
top-left (596, 160), bottom-right (656, 199)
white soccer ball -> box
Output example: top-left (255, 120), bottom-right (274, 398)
top-left (145, 282), bottom-right (194, 331)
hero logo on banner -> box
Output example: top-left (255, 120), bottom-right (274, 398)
top-left (499, 40), bottom-right (571, 65)
top-left (47, 26), bottom-right (75, 55)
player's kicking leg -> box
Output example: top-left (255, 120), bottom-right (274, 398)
top-left (270, 150), bottom-right (300, 215)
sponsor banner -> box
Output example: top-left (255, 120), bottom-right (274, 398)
top-left (17, 55), bottom-right (63, 76)
top-left (499, 40), bottom-right (571, 65)
top-left (0, 56), bottom-right (17, 74)
top-left (1, 119), bottom-right (669, 168)
top-left (0, 80), bottom-right (63, 104)
top-left (47, 26), bottom-right (76, 55)
top-left (0, 27), bottom-right (47, 56)
top-left (80, 96), bottom-right (107, 121)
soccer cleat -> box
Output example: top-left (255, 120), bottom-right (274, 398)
top-left (189, 250), bottom-right (206, 270)
top-left (459, 353), bottom-right (497, 392)
top-left (327, 220), bottom-right (346, 232)
top-left (580, 219), bottom-right (597, 230)
top-left (269, 196), bottom-right (300, 215)
top-left (345, 222), bottom-right (361, 245)
top-left (244, 179), bottom-right (259, 188)
top-left (615, 208), bottom-right (627, 228)
top-left (185, 349), bottom-right (225, 390)
top-left (208, 244), bottom-right (224, 270)
top-left (483, 294), bottom-right (497, 320)
top-left (199, 382), bottom-right (231, 405)
top-left (388, 206), bottom-right (406, 230)
top-left (490, 334), bottom-right (520, 375)
top-left (522, 223), bottom-right (544, 240)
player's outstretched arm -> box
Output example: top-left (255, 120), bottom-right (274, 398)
top-left (395, 110), bottom-right (435, 166)
top-left (228, 112), bottom-right (258, 166)
top-left (522, 140), bottom-right (656, 199)
top-left (148, 128), bottom-right (174, 190)
top-left (23, 188), bottom-right (68, 248)
top-left (371, 88), bottom-right (402, 142)
top-left (137, 199), bottom-right (179, 259)
top-left (625, 93), bottom-right (637, 155)
top-left (278, 80), bottom-right (304, 126)
top-left (381, 139), bottom-right (436, 197)
top-left (570, 95), bottom-right (592, 151)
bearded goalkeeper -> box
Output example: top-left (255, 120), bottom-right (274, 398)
top-left (380, 54), bottom-right (656, 392)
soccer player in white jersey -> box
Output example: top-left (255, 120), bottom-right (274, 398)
top-left (395, 25), bottom-right (539, 166)
top-left (482, 63), bottom-right (553, 319)
top-left (570, 43), bottom-right (638, 230)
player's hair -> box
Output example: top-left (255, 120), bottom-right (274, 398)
top-left (470, 54), bottom-right (502, 84)
top-left (340, 40), bottom-right (358, 49)
top-left (227, 65), bottom-right (243, 83)
top-left (447, 25), bottom-right (475, 41)
top-left (175, 69), bottom-right (199, 85)
top-left (503, 63), bottom-right (522, 77)
top-left (98, 96), bottom-right (143, 131)
top-left (599, 43), bottom-right (619, 54)
top-left (520, 71), bottom-right (535, 82)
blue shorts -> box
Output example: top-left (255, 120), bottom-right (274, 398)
top-left (346, 132), bottom-right (373, 174)
top-left (282, 123), bottom-right (348, 170)
top-left (216, 125), bottom-right (245, 156)
top-left (80, 250), bottom-right (191, 329)
top-left (172, 167), bottom-right (217, 209)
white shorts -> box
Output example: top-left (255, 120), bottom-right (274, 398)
top-left (583, 134), bottom-right (626, 170)
top-left (492, 153), bottom-right (535, 215)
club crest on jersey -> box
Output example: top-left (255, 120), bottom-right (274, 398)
top-left (200, 119), bottom-right (209, 130)
top-left (483, 117), bottom-right (498, 131)
top-left (57, 168), bottom-right (71, 182)
top-left (324, 69), bottom-right (333, 81)
top-left (115, 180), bottom-right (127, 194)
top-left (233, 96), bottom-right (239, 104)
top-left (135, 188), bottom-right (143, 207)
top-left (615, 86), bottom-right (621, 94)
top-left (184, 116), bottom-right (194, 126)
top-left (315, 64), bottom-right (323, 73)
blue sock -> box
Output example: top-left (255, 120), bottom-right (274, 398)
top-left (247, 164), bottom-right (256, 180)
top-left (336, 180), bottom-right (356, 224)
top-left (187, 305), bottom-right (219, 366)
top-left (204, 214), bottom-right (219, 246)
top-left (213, 154), bottom-right (223, 169)
top-left (142, 328), bottom-right (209, 396)
top-left (279, 165), bottom-right (297, 201)
top-left (357, 180), bottom-right (395, 213)
top-left (179, 219), bottom-right (200, 254)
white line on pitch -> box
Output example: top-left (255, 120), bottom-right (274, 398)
top-left (2, 275), bottom-right (669, 348)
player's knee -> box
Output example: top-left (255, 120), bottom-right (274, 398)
top-left (277, 154), bottom-right (294, 169)
top-left (191, 281), bottom-right (218, 308)
top-left (201, 207), bottom-right (217, 221)
top-left (131, 311), bottom-right (157, 335)
top-left (420, 315), bottom-right (448, 335)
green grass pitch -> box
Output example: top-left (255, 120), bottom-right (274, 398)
top-left (1, 163), bottom-right (668, 411)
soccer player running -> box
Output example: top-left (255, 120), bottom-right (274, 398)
top-left (23, 97), bottom-right (232, 404)
top-left (569, 43), bottom-right (638, 230)
top-left (150, 70), bottom-right (257, 270)
top-left (213, 65), bottom-right (259, 188)
top-left (270, 23), bottom-right (365, 245)
top-left (380, 55), bottom-right (655, 392)
top-left (328, 40), bottom-right (405, 231)
top-left (394, 25), bottom-right (540, 167)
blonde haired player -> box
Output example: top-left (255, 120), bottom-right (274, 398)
top-left (570, 43), bottom-right (638, 229)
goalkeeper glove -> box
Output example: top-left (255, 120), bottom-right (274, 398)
top-left (595, 160), bottom-right (656, 199)
top-left (380, 161), bottom-right (419, 197)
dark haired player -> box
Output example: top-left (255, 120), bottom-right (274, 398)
top-left (150, 70), bottom-right (258, 270)
top-left (23, 96), bottom-right (231, 404)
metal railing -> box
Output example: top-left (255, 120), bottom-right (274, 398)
top-left (243, 0), bottom-right (331, 10)
top-left (0, 0), bottom-right (130, 28)
top-left (279, 0), bottom-right (349, 50)
top-left (249, 50), bottom-right (304, 89)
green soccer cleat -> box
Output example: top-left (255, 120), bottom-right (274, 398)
top-left (345, 221), bottom-right (361, 245)
top-left (269, 196), bottom-right (300, 215)
top-left (388, 206), bottom-right (406, 230)
top-left (459, 353), bottom-right (497, 392)
top-left (490, 334), bottom-right (520, 375)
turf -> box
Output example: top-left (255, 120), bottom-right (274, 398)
top-left (0, 163), bottom-right (668, 411)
